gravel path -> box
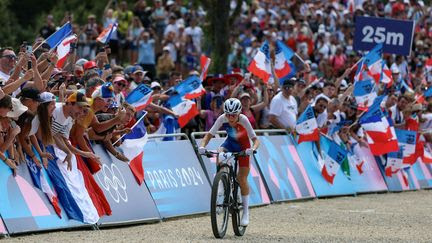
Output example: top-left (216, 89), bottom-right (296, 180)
top-left (5, 190), bottom-right (432, 242)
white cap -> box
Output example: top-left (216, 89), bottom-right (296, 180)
top-left (75, 58), bottom-right (88, 66)
top-left (251, 17), bottom-right (259, 23)
top-left (163, 46), bottom-right (170, 52)
top-left (287, 19), bottom-right (296, 25)
top-left (316, 10), bottom-right (323, 16)
top-left (7, 98), bottom-right (28, 119)
top-left (151, 81), bottom-right (161, 89)
top-left (166, 0), bottom-right (175, 6)
top-left (40, 92), bottom-right (56, 103)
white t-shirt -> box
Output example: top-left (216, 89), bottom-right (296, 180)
top-left (184, 26), bottom-right (203, 51)
top-left (29, 115), bottom-right (40, 136)
top-left (268, 92), bottom-right (298, 129)
top-left (316, 110), bottom-right (328, 128)
top-left (420, 113), bottom-right (432, 131)
top-left (51, 103), bottom-right (74, 138)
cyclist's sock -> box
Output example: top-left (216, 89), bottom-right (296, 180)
top-left (242, 195), bottom-right (249, 214)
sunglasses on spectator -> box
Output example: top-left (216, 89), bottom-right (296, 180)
top-left (115, 82), bottom-right (127, 87)
top-left (2, 55), bottom-right (17, 60)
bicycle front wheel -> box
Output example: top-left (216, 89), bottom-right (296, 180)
top-left (210, 171), bottom-right (230, 239)
top-left (232, 183), bottom-right (247, 236)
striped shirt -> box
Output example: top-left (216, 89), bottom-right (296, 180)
top-left (51, 103), bottom-right (74, 138)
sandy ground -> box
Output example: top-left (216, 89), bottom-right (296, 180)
top-left (4, 190), bottom-right (432, 242)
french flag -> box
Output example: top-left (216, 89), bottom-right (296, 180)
top-left (97, 23), bottom-right (118, 44)
top-left (247, 41), bottom-right (272, 83)
top-left (56, 34), bottom-right (77, 68)
top-left (274, 40), bottom-right (296, 84)
top-left (45, 22), bottom-right (73, 49)
top-left (355, 43), bottom-right (383, 83)
top-left (386, 149), bottom-right (404, 177)
top-left (199, 54), bottom-right (211, 81)
top-left (155, 115), bottom-right (181, 141)
top-left (353, 79), bottom-right (377, 109)
top-left (120, 115), bottom-right (148, 185)
top-left (126, 84), bottom-right (153, 111)
top-left (26, 154), bottom-right (62, 217)
top-left (395, 129), bottom-right (417, 165)
top-left (295, 104), bottom-right (319, 144)
top-left (380, 63), bottom-right (393, 88)
top-left (166, 94), bottom-right (199, 128)
top-left (422, 144), bottom-right (432, 163)
top-left (177, 75), bottom-right (206, 100)
top-left (359, 105), bottom-right (399, 155)
top-left (321, 140), bottom-right (347, 184)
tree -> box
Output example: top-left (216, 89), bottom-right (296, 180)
top-left (201, 0), bottom-right (244, 74)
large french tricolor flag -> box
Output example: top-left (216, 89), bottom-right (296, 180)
top-left (166, 94), bottom-right (199, 128)
top-left (321, 140), bottom-right (347, 184)
top-left (97, 23), bottom-right (118, 44)
top-left (56, 34), bottom-right (77, 68)
top-left (274, 40), bottom-right (297, 84)
top-left (359, 104), bottom-right (399, 155)
top-left (247, 41), bottom-right (272, 83)
top-left (45, 22), bottom-right (73, 50)
top-left (199, 54), bottom-right (211, 81)
top-left (353, 79), bottom-right (377, 109)
top-left (295, 104), bottom-right (319, 144)
top-left (120, 115), bottom-right (148, 185)
top-left (395, 129), bottom-right (417, 165)
top-left (26, 154), bottom-right (62, 217)
top-left (126, 83), bottom-right (153, 111)
top-left (177, 75), bottom-right (206, 100)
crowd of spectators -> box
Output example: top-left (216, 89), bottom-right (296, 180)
top-left (0, 0), bottom-right (432, 174)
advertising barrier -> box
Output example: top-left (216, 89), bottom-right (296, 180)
top-left (142, 134), bottom-right (212, 218)
top-left (348, 145), bottom-right (388, 193)
top-left (296, 139), bottom-right (356, 197)
top-left (91, 144), bottom-right (161, 225)
top-left (354, 16), bottom-right (414, 56)
top-left (0, 218), bottom-right (7, 235)
top-left (254, 133), bottom-right (316, 202)
top-left (0, 157), bottom-right (84, 234)
top-left (192, 133), bottom-right (271, 206)
top-left (374, 156), bottom-right (420, 191)
top-left (410, 161), bottom-right (432, 189)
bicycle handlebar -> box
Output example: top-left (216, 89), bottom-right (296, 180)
top-left (201, 150), bottom-right (256, 158)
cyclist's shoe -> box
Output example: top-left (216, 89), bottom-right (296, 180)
top-left (240, 211), bottom-right (249, 226)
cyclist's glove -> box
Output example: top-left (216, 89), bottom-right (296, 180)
top-left (245, 148), bottom-right (254, 156)
top-left (198, 147), bottom-right (206, 154)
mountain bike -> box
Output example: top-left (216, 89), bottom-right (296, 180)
top-left (202, 150), bottom-right (255, 238)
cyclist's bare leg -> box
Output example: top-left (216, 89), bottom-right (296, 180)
top-left (237, 167), bottom-right (250, 196)
top-left (238, 166), bottom-right (250, 226)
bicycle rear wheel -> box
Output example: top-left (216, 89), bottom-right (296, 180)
top-left (232, 184), bottom-right (246, 236)
top-left (210, 171), bottom-right (230, 238)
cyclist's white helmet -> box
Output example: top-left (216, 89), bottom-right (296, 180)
top-left (224, 98), bottom-right (242, 114)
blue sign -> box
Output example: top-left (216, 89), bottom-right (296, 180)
top-left (254, 135), bottom-right (316, 202)
top-left (142, 139), bottom-right (211, 218)
top-left (295, 140), bottom-right (356, 197)
top-left (92, 144), bottom-right (161, 225)
top-left (354, 16), bottom-right (414, 56)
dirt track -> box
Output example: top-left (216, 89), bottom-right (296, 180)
top-left (5, 190), bottom-right (432, 242)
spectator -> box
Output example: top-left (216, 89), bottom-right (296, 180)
top-left (268, 79), bottom-right (298, 131)
top-left (137, 31), bottom-right (157, 79)
top-left (39, 15), bottom-right (56, 39)
top-left (156, 47), bottom-right (175, 80)
top-left (128, 16), bottom-right (144, 64)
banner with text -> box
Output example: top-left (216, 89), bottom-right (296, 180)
top-left (354, 16), bottom-right (414, 56)
top-left (143, 139), bottom-right (211, 218)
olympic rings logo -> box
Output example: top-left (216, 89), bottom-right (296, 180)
top-left (96, 163), bottom-right (128, 203)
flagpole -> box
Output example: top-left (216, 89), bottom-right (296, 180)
top-left (33, 21), bottom-right (71, 53)
top-left (112, 111), bottom-right (148, 146)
